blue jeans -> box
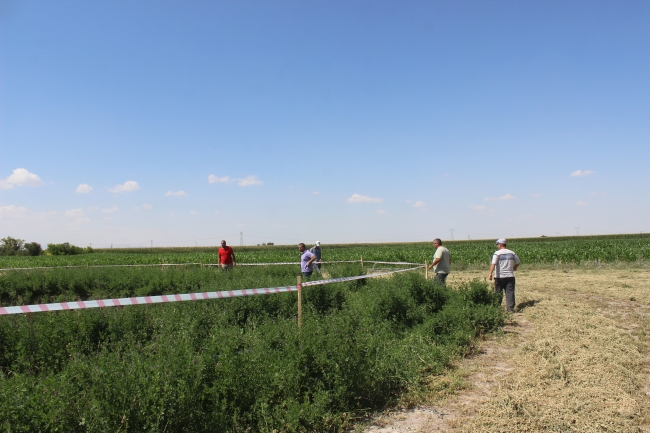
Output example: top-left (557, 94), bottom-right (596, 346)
top-left (302, 271), bottom-right (313, 280)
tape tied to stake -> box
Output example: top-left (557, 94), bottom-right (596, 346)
top-left (0, 266), bottom-right (424, 316)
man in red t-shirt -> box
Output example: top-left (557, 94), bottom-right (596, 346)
top-left (217, 240), bottom-right (236, 271)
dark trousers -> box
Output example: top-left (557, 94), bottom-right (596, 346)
top-left (494, 277), bottom-right (516, 312)
top-left (433, 272), bottom-right (448, 285)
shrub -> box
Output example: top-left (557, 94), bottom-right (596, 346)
top-left (46, 242), bottom-right (85, 255)
top-left (23, 242), bottom-right (42, 256)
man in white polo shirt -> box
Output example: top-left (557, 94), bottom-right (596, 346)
top-left (489, 238), bottom-right (521, 312)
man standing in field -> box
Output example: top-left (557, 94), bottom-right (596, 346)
top-left (310, 241), bottom-right (322, 273)
top-left (427, 238), bottom-right (451, 284)
top-left (489, 238), bottom-right (521, 312)
top-left (218, 240), bottom-right (236, 271)
top-left (298, 242), bottom-right (317, 279)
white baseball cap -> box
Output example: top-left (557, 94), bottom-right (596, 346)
top-left (315, 241), bottom-right (321, 246)
top-left (496, 238), bottom-right (507, 245)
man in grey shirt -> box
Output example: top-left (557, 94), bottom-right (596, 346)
top-left (489, 238), bottom-right (521, 312)
top-left (427, 238), bottom-right (451, 284)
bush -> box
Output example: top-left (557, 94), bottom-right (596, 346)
top-left (23, 242), bottom-right (42, 257)
top-left (46, 242), bottom-right (85, 255)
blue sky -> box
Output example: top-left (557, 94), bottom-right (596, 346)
top-left (1, 0), bottom-right (649, 247)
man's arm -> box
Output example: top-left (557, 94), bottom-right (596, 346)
top-left (489, 263), bottom-right (496, 280)
top-left (428, 257), bottom-right (441, 270)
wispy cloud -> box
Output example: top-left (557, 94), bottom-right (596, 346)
top-left (208, 174), bottom-right (232, 184)
top-left (102, 206), bottom-right (118, 213)
top-left (571, 170), bottom-right (595, 177)
top-left (0, 205), bottom-right (28, 217)
top-left (190, 211), bottom-right (198, 215)
top-left (533, 193), bottom-right (542, 197)
top-left (484, 193), bottom-right (516, 202)
top-left (313, 191), bottom-right (321, 195)
top-left (470, 205), bottom-right (486, 210)
top-left (208, 174), bottom-right (262, 186)
top-left (109, 181), bottom-right (140, 193)
top-left (238, 175), bottom-right (262, 186)
top-left (346, 194), bottom-right (383, 203)
top-left (0, 168), bottom-right (44, 189)
top-left (165, 190), bottom-right (187, 197)
top-left (143, 203), bottom-right (153, 210)
top-left (76, 184), bottom-right (93, 193)
top-left (413, 201), bottom-right (426, 208)
top-left (377, 209), bottom-right (386, 215)
top-left (64, 208), bottom-right (85, 218)
top-left (576, 201), bottom-right (588, 206)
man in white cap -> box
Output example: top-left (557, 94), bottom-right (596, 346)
top-left (310, 241), bottom-right (322, 273)
top-left (489, 238), bottom-right (521, 312)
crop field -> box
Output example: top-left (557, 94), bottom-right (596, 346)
top-left (1, 234), bottom-right (650, 269)
top-left (1, 234), bottom-right (649, 432)
top-left (0, 264), bottom-right (503, 432)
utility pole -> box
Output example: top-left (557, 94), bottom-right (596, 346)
top-left (111, 243), bottom-right (113, 249)
top-left (575, 227), bottom-right (580, 236)
top-left (240, 232), bottom-right (244, 246)
top-left (150, 240), bottom-right (153, 248)
top-left (449, 228), bottom-right (454, 241)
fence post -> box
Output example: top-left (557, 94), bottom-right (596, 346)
top-left (297, 276), bottom-right (302, 328)
top-left (425, 260), bottom-right (428, 280)
top-left (361, 256), bottom-right (364, 272)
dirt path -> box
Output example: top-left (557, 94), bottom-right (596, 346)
top-left (363, 267), bottom-right (650, 432)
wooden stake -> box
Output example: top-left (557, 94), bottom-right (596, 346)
top-left (425, 260), bottom-right (428, 280)
top-left (297, 276), bottom-right (302, 329)
top-left (361, 255), bottom-right (364, 272)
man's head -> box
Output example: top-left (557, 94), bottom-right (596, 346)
top-left (314, 241), bottom-right (321, 249)
top-left (221, 240), bottom-right (227, 248)
top-left (496, 238), bottom-right (507, 249)
top-left (433, 238), bottom-right (442, 248)
top-left (298, 243), bottom-right (306, 252)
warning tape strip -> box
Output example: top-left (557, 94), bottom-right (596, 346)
top-left (0, 266), bottom-right (424, 316)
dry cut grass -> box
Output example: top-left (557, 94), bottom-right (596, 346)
top-left (364, 267), bottom-right (650, 432)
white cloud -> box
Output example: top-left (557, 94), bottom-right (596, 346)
top-left (571, 170), bottom-right (595, 177)
top-left (64, 208), bottom-right (85, 218)
top-left (0, 205), bottom-right (28, 217)
top-left (208, 174), bottom-right (232, 184)
top-left (76, 184), bottom-right (93, 193)
top-left (109, 181), bottom-right (140, 193)
top-left (143, 203), bottom-right (153, 210)
top-left (533, 193), bottom-right (542, 197)
top-left (413, 201), bottom-right (426, 208)
top-left (214, 210), bottom-right (220, 214)
top-left (313, 191), bottom-right (321, 195)
top-left (209, 174), bottom-right (262, 186)
top-left (102, 206), bottom-right (118, 213)
top-left (190, 211), bottom-right (198, 215)
top-left (377, 209), bottom-right (386, 215)
top-left (346, 194), bottom-right (383, 203)
top-left (1, 168), bottom-right (44, 189)
top-left (577, 201), bottom-right (588, 206)
top-left (238, 175), bottom-right (262, 186)
top-left (470, 205), bottom-right (486, 210)
top-left (484, 193), bottom-right (516, 202)
top-left (165, 190), bottom-right (187, 197)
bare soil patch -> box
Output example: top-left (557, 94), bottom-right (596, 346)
top-left (362, 268), bottom-right (650, 432)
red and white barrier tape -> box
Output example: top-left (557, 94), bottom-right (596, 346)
top-left (0, 285), bottom-right (299, 316)
top-left (0, 266), bottom-right (424, 316)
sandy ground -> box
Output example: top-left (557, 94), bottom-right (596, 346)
top-left (363, 266), bottom-right (650, 432)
